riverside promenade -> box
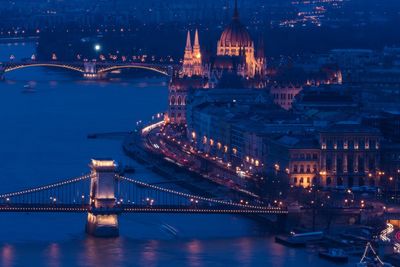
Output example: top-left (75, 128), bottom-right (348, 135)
top-left (122, 126), bottom-right (287, 228)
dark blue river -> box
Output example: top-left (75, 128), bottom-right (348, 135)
top-left (0, 42), bottom-right (346, 266)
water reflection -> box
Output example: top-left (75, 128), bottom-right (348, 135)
top-left (1, 244), bottom-right (14, 267)
top-left (186, 239), bottom-right (203, 267)
top-left (45, 243), bottom-right (60, 267)
top-left (236, 238), bottom-right (253, 266)
top-left (140, 240), bottom-right (160, 267)
top-left (82, 237), bottom-right (126, 267)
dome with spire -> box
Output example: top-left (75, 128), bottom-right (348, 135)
top-left (218, 0), bottom-right (253, 49)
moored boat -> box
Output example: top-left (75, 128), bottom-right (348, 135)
top-left (319, 248), bottom-right (349, 263)
top-left (275, 231), bottom-right (324, 247)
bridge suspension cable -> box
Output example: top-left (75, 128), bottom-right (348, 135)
top-left (0, 174), bottom-right (91, 199)
top-left (116, 175), bottom-right (284, 212)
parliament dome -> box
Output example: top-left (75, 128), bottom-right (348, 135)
top-left (218, 1), bottom-right (253, 48)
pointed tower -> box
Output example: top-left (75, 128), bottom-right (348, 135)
top-left (193, 29), bottom-right (201, 58)
top-left (185, 30), bottom-right (192, 51)
top-left (182, 31), bottom-right (193, 77)
top-left (256, 36), bottom-right (267, 77)
top-left (192, 29), bottom-right (203, 76)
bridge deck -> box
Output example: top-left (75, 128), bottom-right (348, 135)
top-left (0, 204), bottom-right (287, 215)
top-left (1, 61), bottom-right (175, 76)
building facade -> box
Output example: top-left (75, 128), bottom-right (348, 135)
top-left (270, 83), bottom-right (303, 110)
top-left (318, 124), bottom-right (381, 187)
top-left (289, 139), bottom-right (320, 188)
top-left (215, 0), bottom-right (265, 79)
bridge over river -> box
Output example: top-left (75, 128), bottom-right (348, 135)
top-left (0, 61), bottom-right (175, 79)
top-left (0, 159), bottom-right (287, 237)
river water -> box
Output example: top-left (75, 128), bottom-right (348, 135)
top-left (0, 42), bottom-right (347, 266)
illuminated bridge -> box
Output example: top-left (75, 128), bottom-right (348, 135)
top-left (0, 61), bottom-right (174, 79)
top-left (0, 159), bottom-right (287, 237)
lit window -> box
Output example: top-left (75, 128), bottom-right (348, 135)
top-left (217, 142), bottom-right (222, 150)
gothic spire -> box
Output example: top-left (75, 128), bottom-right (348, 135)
top-left (194, 29), bottom-right (200, 48)
top-left (185, 30), bottom-right (192, 51)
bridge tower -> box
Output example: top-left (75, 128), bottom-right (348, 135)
top-left (86, 159), bottom-right (120, 237)
top-left (83, 62), bottom-right (102, 79)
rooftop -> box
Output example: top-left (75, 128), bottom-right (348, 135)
top-left (321, 123), bottom-right (381, 134)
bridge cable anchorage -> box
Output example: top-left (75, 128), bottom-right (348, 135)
top-left (0, 174), bottom-right (92, 199)
top-left (116, 175), bottom-right (286, 212)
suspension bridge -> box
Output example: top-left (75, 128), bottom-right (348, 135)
top-left (0, 61), bottom-right (174, 80)
top-left (0, 159), bottom-right (287, 237)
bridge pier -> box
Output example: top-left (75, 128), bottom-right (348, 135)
top-left (83, 72), bottom-right (106, 80)
top-left (83, 62), bottom-right (105, 80)
top-left (86, 159), bottom-right (120, 237)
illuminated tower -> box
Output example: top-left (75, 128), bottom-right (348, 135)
top-left (217, 0), bottom-right (257, 78)
top-left (86, 159), bottom-right (119, 237)
top-left (192, 29), bottom-right (203, 76)
top-left (182, 31), bottom-right (193, 77)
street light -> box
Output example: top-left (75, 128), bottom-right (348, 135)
top-left (94, 44), bottom-right (101, 52)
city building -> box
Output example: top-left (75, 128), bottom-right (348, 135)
top-left (293, 85), bottom-right (358, 113)
top-left (163, 1), bottom-right (400, 194)
top-left (363, 110), bottom-right (400, 143)
top-left (186, 88), bottom-right (320, 181)
top-left (289, 138), bottom-right (320, 188)
top-left (167, 0), bottom-right (268, 126)
top-left (285, 123), bottom-right (383, 188)
top-left (214, 0), bottom-right (266, 79)
top-left (270, 83), bottom-right (303, 110)
top-left (166, 75), bottom-right (205, 125)
top-left (381, 142), bottom-right (400, 186)
top-left (318, 123), bottom-right (381, 187)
